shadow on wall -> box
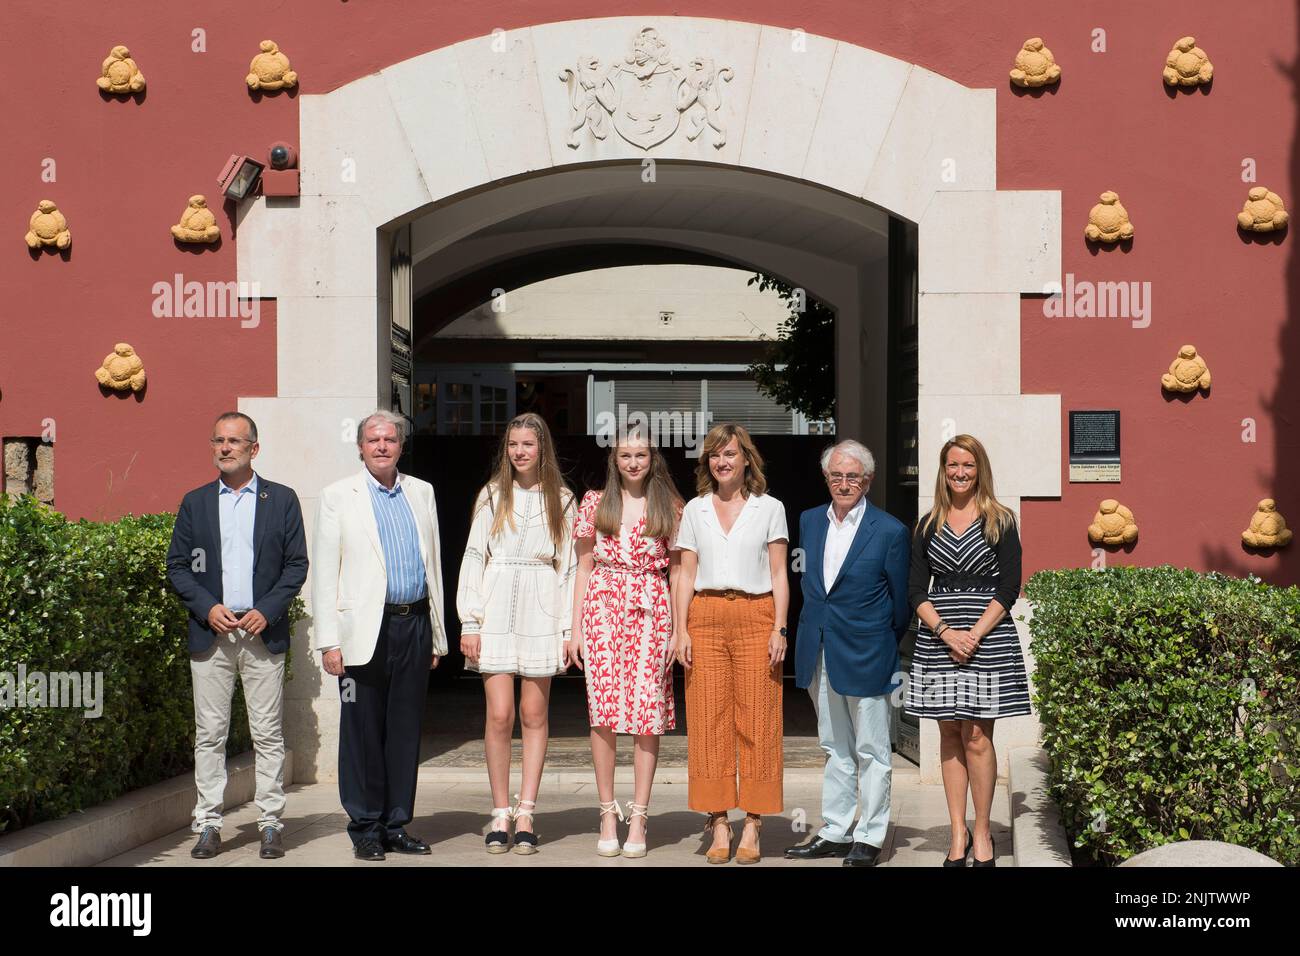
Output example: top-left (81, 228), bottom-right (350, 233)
top-left (1278, 16), bottom-right (1300, 584)
top-left (1202, 23), bottom-right (1299, 584)
top-left (289, 610), bottom-right (323, 781)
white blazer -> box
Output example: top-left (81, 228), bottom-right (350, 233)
top-left (311, 469), bottom-right (448, 666)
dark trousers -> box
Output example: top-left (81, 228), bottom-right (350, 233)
top-left (337, 611), bottom-right (432, 845)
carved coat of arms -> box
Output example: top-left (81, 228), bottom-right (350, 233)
top-left (559, 26), bottom-right (734, 150)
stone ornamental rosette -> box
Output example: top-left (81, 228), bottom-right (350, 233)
top-left (97, 45), bottom-right (146, 94)
top-left (560, 26), bottom-right (733, 150)
top-left (1085, 191), bottom-right (1134, 244)
top-left (1237, 187), bottom-right (1288, 233)
top-left (1160, 345), bottom-right (1211, 394)
top-left (1010, 37), bottom-right (1060, 88)
top-left (25, 200), bottom-right (71, 250)
top-left (95, 344), bottom-right (147, 393)
top-left (1242, 499), bottom-right (1292, 548)
top-left (171, 195), bottom-right (221, 244)
top-left (1162, 36), bottom-right (1213, 88)
top-left (247, 40), bottom-right (297, 91)
top-left (1088, 499), bottom-right (1138, 546)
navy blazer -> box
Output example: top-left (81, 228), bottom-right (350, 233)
top-left (795, 499), bottom-right (911, 698)
top-left (166, 476), bottom-right (309, 654)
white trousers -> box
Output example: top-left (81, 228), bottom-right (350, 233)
top-left (189, 628), bottom-right (286, 832)
top-left (809, 651), bottom-right (893, 847)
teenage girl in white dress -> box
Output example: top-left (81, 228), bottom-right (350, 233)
top-left (458, 412), bottom-right (576, 855)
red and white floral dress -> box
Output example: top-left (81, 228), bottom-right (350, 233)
top-left (574, 490), bottom-right (677, 735)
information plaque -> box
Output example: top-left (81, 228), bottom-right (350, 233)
top-left (1068, 410), bottom-right (1121, 482)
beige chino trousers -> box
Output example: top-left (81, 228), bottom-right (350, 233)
top-left (190, 628), bottom-right (287, 832)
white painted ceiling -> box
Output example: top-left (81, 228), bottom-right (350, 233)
top-left (471, 182), bottom-right (889, 264)
top-left (409, 163), bottom-right (894, 297)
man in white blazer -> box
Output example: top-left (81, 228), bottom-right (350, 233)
top-left (312, 409), bottom-right (448, 860)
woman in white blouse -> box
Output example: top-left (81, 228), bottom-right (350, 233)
top-left (457, 413), bottom-right (576, 855)
top-left (673, 422), bottom-right (789, 864)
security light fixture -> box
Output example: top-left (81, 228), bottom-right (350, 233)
top-left (217, 154), bottom-right (264, 201)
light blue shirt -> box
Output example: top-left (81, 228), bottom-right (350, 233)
top-left (366, 471), bottom-right (428, 604)
top-left (218, 473), bottom-right (258, 612)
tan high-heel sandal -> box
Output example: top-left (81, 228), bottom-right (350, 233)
top-left (705, 812), bottom-right (732, 864)
top-left (596, 799), bottom-right (624, 858)
top-left (622, 802), bottom-right (649, 859)
top-left (735, 813), bottom-right (763, 864)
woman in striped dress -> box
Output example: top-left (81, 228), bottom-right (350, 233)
top-left (905, 434), bottom-right (1029, 868)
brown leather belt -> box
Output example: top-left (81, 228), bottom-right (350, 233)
top-left (696, 589), bottom-right (770, 601)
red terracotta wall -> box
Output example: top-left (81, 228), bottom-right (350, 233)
top-left (2, 0), bottom-right (1295, 582)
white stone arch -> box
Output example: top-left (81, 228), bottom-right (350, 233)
top-left (235, 17), bottom-right (1061, 781)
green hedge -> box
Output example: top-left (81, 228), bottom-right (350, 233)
top-left (0, 494), bottom-right (303, 834)
top-left (1026, 566), bottom-right (1299, 866)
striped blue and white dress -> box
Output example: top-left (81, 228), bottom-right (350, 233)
top-left (904, 521), bottom-right (1031, 720)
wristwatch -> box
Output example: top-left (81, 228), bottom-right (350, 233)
top-left (777, 626), bottom-right (788, 637)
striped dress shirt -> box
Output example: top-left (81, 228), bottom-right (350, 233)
top-left (365, 471), bottom-right (428, 604)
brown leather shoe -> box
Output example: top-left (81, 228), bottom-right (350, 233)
top-left (191, 826), bottom-right (221, 859)
top-left (704, 813), bottom-right (732, 864)
top-left (735, 814), bottom-right (763, 864)
top-left (259, 828), bottom-right (285, 859)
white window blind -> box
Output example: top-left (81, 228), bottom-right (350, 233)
top-left (706, 380), bottom-right (794, 434)
top-left (607, 378), bottom-right (795, 435)
top-left (610, 380), bottom-right (703, 418)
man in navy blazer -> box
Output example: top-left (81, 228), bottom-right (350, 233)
top-left (785, 440), bottom-right (910, 867)
top-left (166, 412), bottom-right (308, 861)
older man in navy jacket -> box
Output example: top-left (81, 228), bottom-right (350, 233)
top-left (785, 440), bottom-right (910, 867)
top-left (166, 412), bottom-right (308, 861)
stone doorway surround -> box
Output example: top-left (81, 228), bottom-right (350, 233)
top-left (234, 17), bottom-right (1062, 783)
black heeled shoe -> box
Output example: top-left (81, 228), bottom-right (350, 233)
top-left (942, 826), bottom-right (973, 867)
top-left (972, 833), bottom-right (996, 867)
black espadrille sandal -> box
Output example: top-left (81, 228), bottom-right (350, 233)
top-left (485, 806), bottom-right (512, 854)
top-left (511, 798), bottom-right (539, 855)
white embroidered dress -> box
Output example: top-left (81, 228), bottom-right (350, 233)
top-left (457, 485), bottom-right (577, 676)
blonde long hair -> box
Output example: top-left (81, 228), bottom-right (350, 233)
top-left (919, 434), bottom-right (1016, 544)
top-left (694, 422), bottom-right (767, 498)
top-left (593, 431), bottom-right (683, 539)
top-left (479, 413), bottom-right (572, 551)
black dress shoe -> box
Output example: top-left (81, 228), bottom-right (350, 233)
top-left (384, 832), bottom-right (431, 855)
top-left (972, 834), bottom-right (996, 867)
top-left (843, 842), bottom-right (882, 867)
top-left (190, 826), bottom-right (221, 859)
top-left (353, 840), bottom-right (386, 861)
top-left (784, 836), bottom-right (852, 860)
top-left (259, 828), bottom-right (285, 859)
top-left (942, 827), bottom-right (974, 867)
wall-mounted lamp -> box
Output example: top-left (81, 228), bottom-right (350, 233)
top-left (262, 141), bottom-right (299, 197)
top-left (217, 154), bottom-right (264, 201)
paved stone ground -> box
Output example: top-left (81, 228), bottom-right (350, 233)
top-left (101, 765), bottom-right (1013, 867)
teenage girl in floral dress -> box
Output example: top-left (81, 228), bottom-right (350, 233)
top-left (568, 430), bottom-right (683, 858)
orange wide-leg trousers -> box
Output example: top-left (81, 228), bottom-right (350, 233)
top-left (684, 592), bottom-right (783, 813)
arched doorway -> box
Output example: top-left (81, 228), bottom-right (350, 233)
top-left (234, 17), bottom-right (1062, 782)
top-left (396, 161), bottom-right (918, 764)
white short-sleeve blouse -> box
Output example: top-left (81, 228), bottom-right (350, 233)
top-left (673, 492), bottom-right (788, 594)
